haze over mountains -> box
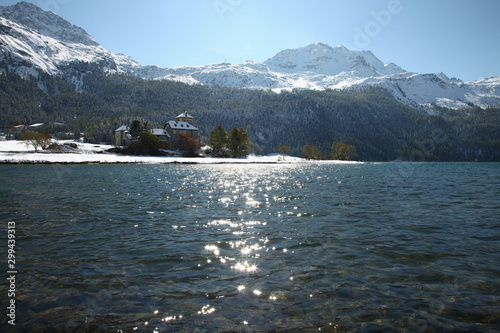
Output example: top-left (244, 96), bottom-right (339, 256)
top-left (1, 1), bottom-right (499, 111)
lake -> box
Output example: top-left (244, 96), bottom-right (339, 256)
top-left (1, 163), bottom-right (499, 332)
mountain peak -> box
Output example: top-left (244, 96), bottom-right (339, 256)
top-left (5, 1), bottom-right (38, 11)
top-left (308, 42), bottom-right (334, 50)
top-left (264, 43), bottom-right (403, 77)
top-left (0, 1), bottom-right (98, 46)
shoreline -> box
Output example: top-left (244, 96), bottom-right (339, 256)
top-left (0, 154), bottom-right (362, 165)
top-left (0, 159), bottom-right (310, 165)
top-left (0, 140), bottom-right (363, 165)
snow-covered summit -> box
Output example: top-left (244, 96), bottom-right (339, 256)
top-left (264, 43), bottom-right (405, 77)
top-left (0, 1), bottom-right (98, 46)
top-left (0, 2), bottom-right (142, 83)
top-left (146, 43), bottom-right (500, 109)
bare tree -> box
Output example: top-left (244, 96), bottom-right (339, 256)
top-left (18, 131), bottom-right (52, 152)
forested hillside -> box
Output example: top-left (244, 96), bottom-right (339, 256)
top-left (1, 64), bottom-right (499, 161)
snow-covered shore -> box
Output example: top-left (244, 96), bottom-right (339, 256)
top-left (0, 140), bottom-right (361, 165)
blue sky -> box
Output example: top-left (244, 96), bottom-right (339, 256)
top-left (3, 0), bottom-right (499, 81)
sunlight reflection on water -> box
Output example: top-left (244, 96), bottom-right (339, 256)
top-left (1, 163), bottom-right (499, 332)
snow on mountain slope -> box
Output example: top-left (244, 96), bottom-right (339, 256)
top-left (135, 43), bottom-right (499, 109)
top-left (0, 2), bottom-right (142, 81)
top-left (1, 2), bottom-right (499, 110)
top-left (264, 43), bottom-right (405, 77)
top-left (146, 46), bottom-right (500, 109)
top-left (372, 73), bottom-right (500, 109)
top-left (0, 1), bottom-right (97, 46)
top-left (467, 77), bottom-right (500, 107)
top-left (136, 43), bottom-right (407, 90)
top-left (136, 61), bottom-right (281, 89)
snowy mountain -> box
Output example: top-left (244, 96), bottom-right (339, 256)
top-left (1, 2), bottom-right (499, 110)
top-left (0, 1), bottom-right (142, 85)
top-left (0, 1), bottom-right (97, 46)
top-left (144, 43), bottom-right (500, 110)
top-left (265, 43), bottom-right (405, 77)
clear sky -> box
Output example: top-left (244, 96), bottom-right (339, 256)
top-left (3, 0), bottom-right (499, 81)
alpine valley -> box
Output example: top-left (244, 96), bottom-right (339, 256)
top-left (1, 2), bottom-right (500, 161)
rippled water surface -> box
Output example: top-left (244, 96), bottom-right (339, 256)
top-left (1, 163), bottom-right (499, 332)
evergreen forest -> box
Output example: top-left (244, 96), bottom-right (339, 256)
top-left (1, 62), bottom-right (499, 161)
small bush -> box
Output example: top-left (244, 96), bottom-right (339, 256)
top-left (47, 142), bottom-right (62, 152)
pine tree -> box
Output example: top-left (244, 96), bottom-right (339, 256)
top-left (208, 123), bottom-right (228, 156)
top-left (129, 120), bottom-right (145, 139)
top-left (228, 126), bottom-right (249, 158)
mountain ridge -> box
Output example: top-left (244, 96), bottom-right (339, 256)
top-left (1, 2), bottom-right (499, 110)
top-left (0, 1), bottom-right (98, 46)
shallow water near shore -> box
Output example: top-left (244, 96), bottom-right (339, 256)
top-left (1, 162), bottom-right (499, 332)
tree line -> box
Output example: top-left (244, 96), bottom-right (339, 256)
top-left (300, 141), bottom-right (357, 160)
top-left (1, 62), bottom-right (499, 161)
top-left (208, 124), bottom-right (250, 158)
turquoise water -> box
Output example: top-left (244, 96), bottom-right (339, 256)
top-left (1, 163), bottom-right (499, 332)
